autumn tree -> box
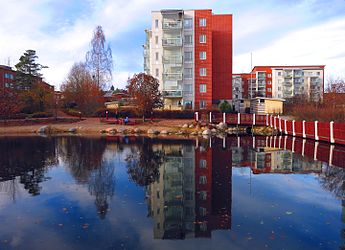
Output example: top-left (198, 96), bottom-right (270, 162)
top-left (61, 62), bottom-right (103, 116)
top-left (126, 73), bottom-right (163, 121)
top-left (0, 88), bottom-right (22, 121)
top-left (125, 138), bottom-right (164, 187)
top-left (86, 26), bottom-right (113, 89)
top-left (15, 50), bottom-right (48, 89)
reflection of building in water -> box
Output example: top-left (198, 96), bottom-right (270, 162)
top-left (230, 137), bottom-right (323, 174)
top-left (147, 139), bottom-right (232, 239)
top-left (251, 147), bottom-right (322, 174)
top-left (147, 143), bottom-right (196, 239)
top-left (341, 199), bottom-right (345, 249)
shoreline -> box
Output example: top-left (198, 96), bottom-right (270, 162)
top-left (0, 117), bottom-right (275, 137)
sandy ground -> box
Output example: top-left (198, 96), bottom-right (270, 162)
top-left (0, 118), bottom-right (194, 135)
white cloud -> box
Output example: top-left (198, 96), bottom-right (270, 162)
top-left (234, 16), bottom-right (345, 80)
top-left (0, 0), bottom-right (344, 90)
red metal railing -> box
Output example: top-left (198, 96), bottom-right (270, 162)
top-left (194, 111), bottom-right (345, 145)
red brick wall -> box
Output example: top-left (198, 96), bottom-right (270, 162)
top-left (212, 14), bottom-right (233, 102)
top-left (194, 10), bottom-right (213, 110)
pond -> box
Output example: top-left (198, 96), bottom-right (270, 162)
top-left (0, 135), bottom-right (344, 250)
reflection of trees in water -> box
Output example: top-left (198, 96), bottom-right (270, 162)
top-left (126, 138), bottom-right (164, 187)
top-left (319, 165), bottom-right (345, 200)
top-left (58, 137), bottom-right (116, 219)
top-left (88, 160), bottom-right (115, 219)
top-left (0, 137), bottom-right (57, 199)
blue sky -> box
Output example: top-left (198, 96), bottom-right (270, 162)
top-left (0, 0), bottom-right (345, 89)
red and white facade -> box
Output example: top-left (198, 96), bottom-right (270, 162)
top-left (144, 9), bottom-right (232, 110)
top-left (233, 65), bottom-right (325, 102)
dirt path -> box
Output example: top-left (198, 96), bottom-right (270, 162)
top-left (0, 118), bottom-right (194, 135)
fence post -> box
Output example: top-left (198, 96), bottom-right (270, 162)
top-left (292, 120), bottom-right (296, 136)
top-left (209, 112), bottom-right (212, 124)
top-left (302, 120), bottom-right (306, 138)
top-left (274, 116), bottom-right (277, 129)
top-left (329, 145), bottom-right (334, 166)
top-left (315, 121), bottom-right (319, 141)
top-left (266, 114), bottom-right (269, 126)
top-left (270, 115), bottom-right (273, 127)
top-left (284, 119), bottom-right (287, 134)
top-left (279, 118), bottom-right (282, 132)
top-left (223, 113), bottom-right (226, 124)
top-left (195, 112), bottom-right (199, 122)
top-left (330, 121), bottom-right (335, 144)
top-left (237, 113), bottom-right (240, 125)
top-left (253, 113), bottom-right (256, 125)
top-left (223, 137), bottom-right (226, 149)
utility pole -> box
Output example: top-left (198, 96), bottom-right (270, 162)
top-left (250, 52), bottom-right (253, 99)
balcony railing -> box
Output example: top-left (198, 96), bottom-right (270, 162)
top-left (163, 56), bottom-right (182, 64)
top-left (162, 21), bottom-right (182, 30)
top-left (163, 73), bottom-right (183, 81)
top-left (162, 37), bottom-right (182, 47)
top-left (163, 90), bottom-right (183, 98)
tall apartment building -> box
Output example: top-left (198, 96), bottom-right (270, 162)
top-left (144, 9), bottom-right (232, 110)
top-left (233, 65), bottom-right (325, 102)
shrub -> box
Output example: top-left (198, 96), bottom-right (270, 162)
top-left (219, 101), bottom-right (233, 113)
top-left (30, 112), bottom-right (53, 118)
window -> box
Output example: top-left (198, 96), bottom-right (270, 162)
top-left (156, 191), bottom-right (160, 199)
top-left (200, 68), bottom-right (206, 76)
top-left (200, 84), bottom-right (206, 93)
top-left (199, 176), bottom-right (207, 184)
top-left (4, 73), bottom-right (13, 79)
top-left (184, 35), bottom-right (192, 45)
top-left (199, 159), bottom-right (207, 168)
top-left (155, 36), bottom-right (158, 44)
top-left (184, 18), bottom-right (192, 29)
top-left (268, 74), bottom-right (272, 78)
top-left (278, 72), bottom-right (282, 76)
top-left (199, 34), bottom-right (206, 43)
top-left (199, 191), bottom-right (207, 200)
top-left (278, 87), bottom-right (281, 91)
top-left (268, 81), bottom-right (271, 85)
top-left (267, 88), bottom-right (272, 92)
top-left (200, 100), bottom-right (206, 109)
top-left (199, 51), bottom-right (206, 60)
top-left (184, 51), bottom-right (192, 62)
top-left (155, 19), bottom-right (159, 29)
top-left (199, 207), bottom-right (207, 217)
top-left (317, 72), bottom-right (320, 76)
top-left (199, 18), bottom-right (206, 27)
top-left (184, 68), bottom-right (193, 79)
top-left (155, 52), bottom-right (159, 61)
top-left (155, 68), bottom-right (159, 77)
top-left (183, 84), bottom-right (193, 93)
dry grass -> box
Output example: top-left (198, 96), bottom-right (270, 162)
top-left (285, 102), bottom-right (345, 122)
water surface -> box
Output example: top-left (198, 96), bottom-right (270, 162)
top-left (0, 136), bottom-right (344, 250)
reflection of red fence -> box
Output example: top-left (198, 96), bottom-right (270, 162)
top-left (195, 112), bottom-right (345, 146)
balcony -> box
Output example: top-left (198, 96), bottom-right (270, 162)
top-left (283, 72), bottom-right (293, 78)
top-left (163, 72), bottom-right (183, 81)
top-left (163, 20), bottom-right (182, 30)
top-left (162, 37), bottom-right (182, 47)
top-left (163, 90), bottom-right (183, 98)
top-left (163, 56), bottom-right (182, 65)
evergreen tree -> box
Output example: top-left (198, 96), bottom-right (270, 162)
top-left (15, 50), bottom-right (48, 89)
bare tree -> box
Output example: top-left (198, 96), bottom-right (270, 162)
top-left (86, 26), bottom-right (113, 89)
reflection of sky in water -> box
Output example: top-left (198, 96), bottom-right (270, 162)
top-left (0, 136), bottom-right (343, 250)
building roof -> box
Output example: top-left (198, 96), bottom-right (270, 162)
top-left (252, 65), bottom-right (325, 71)
top-left (251, 97), bottom-right (286, 102)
